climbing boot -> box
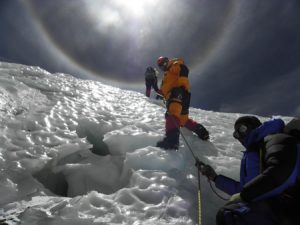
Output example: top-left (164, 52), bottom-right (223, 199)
top-left (156, 128), bottom-right (180, 150)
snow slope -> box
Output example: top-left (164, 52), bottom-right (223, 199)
top-left (0, 62), bottom-right (285, 225)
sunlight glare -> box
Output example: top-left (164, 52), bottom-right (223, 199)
top-left (115, 0), bottom-right (159, 18)
top-left (84, 0), bottom-right (160, 30)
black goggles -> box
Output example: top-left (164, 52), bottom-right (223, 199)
top-left (233, 124), bottom-right (248, 139)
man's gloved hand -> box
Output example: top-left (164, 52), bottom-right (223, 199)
top-left (228, 193), bottom-right (242, 203)
top-left (195, 159), bottom-right (217, 181)
top-left (195, 158), bottom-right (204, 170)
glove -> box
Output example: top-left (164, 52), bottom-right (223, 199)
top-left (195, 158), bottom-right (205, 170)
top-left (195, 124), bottom-right (210, 140)
top-left (195, 159), bottom-right (217, 181)
top-left (157, 89), bottom-right (163, 97)
top-left (228, 193), bottom-right (242, 203)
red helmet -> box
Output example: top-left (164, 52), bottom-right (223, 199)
top-left (157, 56), bottom-right (169, 71)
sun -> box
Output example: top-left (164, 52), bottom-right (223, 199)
top-left (83, 0), bottom-right (160, 29)
top-left (114, 0), bottom-right (159, 18)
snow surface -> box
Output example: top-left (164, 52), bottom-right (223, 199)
top-left (0, 62), bottom-right (289, 225)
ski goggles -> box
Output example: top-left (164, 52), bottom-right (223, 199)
top-left (233, 124), bottom-right (248, 139)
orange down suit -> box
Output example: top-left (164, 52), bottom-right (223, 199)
top-left (160, 58), bottom-right (192, 128)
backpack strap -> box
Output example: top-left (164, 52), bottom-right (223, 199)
top-left (259, 147), bottom-right (266, 173)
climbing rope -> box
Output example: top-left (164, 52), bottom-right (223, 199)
top-left (197, 166), bottom-right (203, 225)
top-left (168, 116), bottom-right (203, 225)
top-left (177, 125), bottom-right (230, 225)
top-left (160, 98), bottom-right (229, 224)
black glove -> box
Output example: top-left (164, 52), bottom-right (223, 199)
top-left (195, 158), bottom-right (205, 170)
top-left (195, 159), bottom-right (217, 181)
top-left (195, 124), bottom-right (210, 140)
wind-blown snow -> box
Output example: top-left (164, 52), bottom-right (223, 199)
top-left (0, 62), bottom-right (287, 225)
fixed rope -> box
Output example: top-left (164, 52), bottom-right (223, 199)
top-left (169, 116), bottom-right (203, 225)
top-left (197, 165), bottom-right (203, 225)
top-left (177, 124), bottom-right (230, 225)
top-left (159, 96), bottom-right (229, 224)
top-left (173, 116), bottom-right (232, 224)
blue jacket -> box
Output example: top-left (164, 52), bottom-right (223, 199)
top-left (215, 118), bottom-right (299, 201)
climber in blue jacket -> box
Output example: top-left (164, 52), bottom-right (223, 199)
top-left (196, 116), bottom-right (300, 225)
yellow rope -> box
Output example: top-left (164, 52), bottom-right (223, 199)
top-left (198, 189), bottom-right (202, 225)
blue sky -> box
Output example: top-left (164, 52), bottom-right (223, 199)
top-left (1, 0), bottom-right (300, 117)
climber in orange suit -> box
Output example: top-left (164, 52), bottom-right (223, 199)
top-left (156, 56), bottom-right (209, 150)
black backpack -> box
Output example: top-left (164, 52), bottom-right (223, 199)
top-left (145, 67), bottom-right (156, 79)
top-left (284, 117), bottom-right (300, 141)
top-left (284, 117), bottom-right (300, 180)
